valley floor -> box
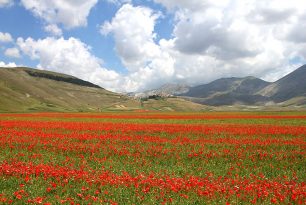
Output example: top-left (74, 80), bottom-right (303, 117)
top-left (0, 112), bottom-right (305, 204)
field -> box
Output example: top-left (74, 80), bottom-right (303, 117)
top-left (0, 112), bottom-right (305, 204)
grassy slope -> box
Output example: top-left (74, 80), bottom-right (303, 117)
top-left (0, 67), bottom-right (208, 112)
top-left (0, 67), bottom-right (141, 112)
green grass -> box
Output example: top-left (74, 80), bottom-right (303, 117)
top-left (0, 112), bottom-right (305, 204)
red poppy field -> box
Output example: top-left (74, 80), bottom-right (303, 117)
top-left (0, 112), bottom-right (305, 204)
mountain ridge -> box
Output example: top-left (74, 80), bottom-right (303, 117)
top-left (131, 83), bottom-right (190, 98)
top-left (0, 67), bottom-right (207, 112)
top-left (133, 65), bottom-right (306, 106)
top-left (257, 65), bottom-right (306, 102)
top-left (0, 67), bottom-right (137, 112)
top-left (23, 67), bottom-right (101, 89)
top-left (1, 65), bottom-right (305, 112)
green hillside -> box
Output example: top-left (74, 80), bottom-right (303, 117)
top-left (0, 67), bottom-right (207, 112)
top-left (0, 67), bottom-right (140, 112)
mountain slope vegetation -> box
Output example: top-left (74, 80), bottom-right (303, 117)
top-left (0, 67), bottom-right (137, 112)
top-left (178, 65), bottom-right (306, 106)
top-left (0, 67), bottom-right (207, 112)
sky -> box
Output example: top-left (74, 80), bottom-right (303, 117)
top-left (0, 0), bottom-right (306, 93)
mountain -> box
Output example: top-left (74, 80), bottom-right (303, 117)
top-left (0, 67), bottom-right (139, 112)
top-left (183, 76), bottom-right (270, 97)
top-left (0, 67), bottom-right (207, 112)
top-left (257, 65), bottom-right (306, 103)
top-left (180, 65), bottom-right (306, 106)
top-left (1, 65), bottom-right (305, 112)
top-left (179, 76), bottom-right (271, 105)
top-left (132, 83), bottom-right (190, 98)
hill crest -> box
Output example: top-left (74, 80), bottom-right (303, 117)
top-left (0, 67), bottom-right (206, 112)
top-left (134, 65), bottom-right (306, 106)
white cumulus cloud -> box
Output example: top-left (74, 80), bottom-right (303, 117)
top-left (0, 32), bottom-right (13, 43)
top-left (44, 24), bottom-right (63, 36)
top-left (0, 61), bottom-right (17, 67)
top-left (106, 0), bottom-right (131, 5)
top-left (101, 4), bottom-right (162, 71)
top-left (150, 0), bottom-right (306, 83)
top-left (101, 4), bottom-right (175, 91)
top-left (4, 47), bottom-right (21, 58)
top-left (0, 0), bottom-right (14, 7)
top-left (96, 1), bottom-right (306, 91)
top-left (17, 37), bottom-right (122, 91)
top-left (21, 0), bottom-right (98, 29)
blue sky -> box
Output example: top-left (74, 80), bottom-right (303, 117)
top-left (0, 1), bottom-right (129, 70)
top-left (0, 0), bottom-right (305, 92)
